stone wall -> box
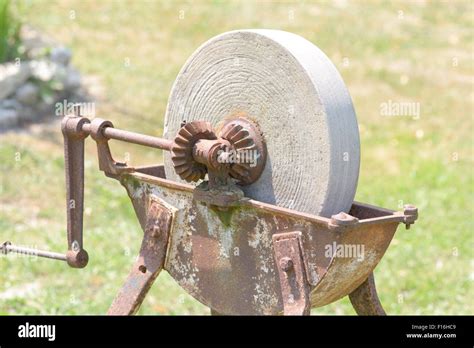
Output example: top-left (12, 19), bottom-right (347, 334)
top-left (0, 27), bottom-right (86, 130)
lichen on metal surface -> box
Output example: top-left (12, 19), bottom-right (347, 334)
top-left (118, 172), bottom-right (404, 315)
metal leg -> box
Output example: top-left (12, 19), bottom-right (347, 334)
top-left (108, 199), bottom-right (173, 315)
top-left (348, 272), bottom-right (386, 315)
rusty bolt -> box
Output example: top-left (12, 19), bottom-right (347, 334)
top-left (403, 204), bottom-right (418, 216)
top-left (279, 257), bottom-right (293, 272)
top-left (329, 212), bottom-right (359, 228)
top-left (403, 204), bottom-right (418, 229)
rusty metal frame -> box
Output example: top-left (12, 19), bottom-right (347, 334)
top-left (126, 170), bottom-right (418, 315)
top-left (108, 198), bottom-right (174, 315)
top-left (131, 171), bottom-right (418, 232)
top-left (272, 231), bottom-right (311, 315)
top-left (348, 272), bottom-right (386, 315)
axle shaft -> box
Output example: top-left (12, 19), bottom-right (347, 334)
top-left (81, 123), bottom-right (174, 151)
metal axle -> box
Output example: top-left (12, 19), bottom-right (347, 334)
top-left (81, 123), bottom-right (174, 151)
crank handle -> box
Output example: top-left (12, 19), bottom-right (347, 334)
top-left (1, 241), bottom-right (67, 262)
top-left (60, 104), bottom-right (173, 269)
top-left (61, 107), bottom-right (90, 268)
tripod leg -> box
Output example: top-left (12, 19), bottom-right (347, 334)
top-left (349, 272), bottom-right (386, 315)
top-left (108, 199), bottom-right (174, 315)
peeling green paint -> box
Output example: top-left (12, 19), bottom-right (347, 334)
top-left (120, 174), bottom-right (141, 190)
top-left (209, 205), bottom-right (237, 227)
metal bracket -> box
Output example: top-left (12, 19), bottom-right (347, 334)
top-left (272, 231), bottom-right (311, 315)
top-left (89, 118), bottom-right (134, 177)
top-left (107, 198), bottom-right (174, 315)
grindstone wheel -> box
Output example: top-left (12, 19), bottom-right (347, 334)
top-left (164, 30), bottom-right (360, 217)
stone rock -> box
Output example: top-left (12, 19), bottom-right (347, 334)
top-left (17, 106), bottom-right (37, 123)
top-left (0, 98), bottom-right (22, 110)
top-left (0, 27), bottom-right (84, 130)
top-left (0, 108), bottom-right (19, 130)
top-left (51, 65), bottom-right (67, 90)
top-left (0, 62), bottom-right (31, 99)
top-left (64, 67), bottom-right (81, 91)
top-left (50, 47), bottom-right (72, 66)
top-left (15, 82), bottom-right (39, 105)
top-left (29, 60), bottom-right (57, 81)
top-left (37, 100), bottom-right (55, 116)
top-left (52, 65), bottom-right (81, 91)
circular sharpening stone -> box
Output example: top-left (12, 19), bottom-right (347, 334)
top-left (163, 29), bottom-right (360, 217)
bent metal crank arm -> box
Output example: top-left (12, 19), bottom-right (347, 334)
top-left (2, 107), bottom-right (175, 268)
top-left (108, 198), bottom-right (174, 315)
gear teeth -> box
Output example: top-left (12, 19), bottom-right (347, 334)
top-left (233, 137), bottom-right (254, 149)
top-left (222, 123), bottom-right (242, 140)
top-left (229, 128), bottom-right (249, 142)
top-left (174, 134), bottom-right (190, 146)
top-left (171, 157), bottom-right (189, 167)
top-left (219, 120), bottom-right (260, 184)
top-left (171, 121), bottom-right (217, 182)
top-left (180, 128), bottom-right (194, 138)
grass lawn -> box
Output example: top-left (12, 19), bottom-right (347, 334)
top-left (0, 0), bottom-right (472, 314)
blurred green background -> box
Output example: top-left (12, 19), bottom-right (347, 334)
top-left (0, 0), bottom-right (472, 314)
